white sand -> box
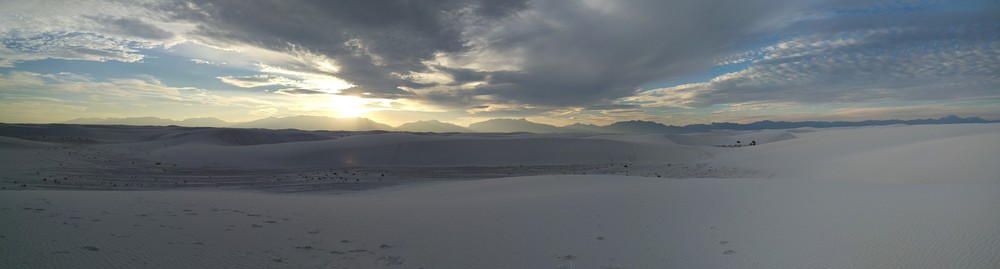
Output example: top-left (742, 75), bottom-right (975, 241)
top-left (711, 124), bottom-right (1000, 183)
top-left (2, 123), bottom-right (999, 268)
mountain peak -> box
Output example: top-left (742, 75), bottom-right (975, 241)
top-left (395, 120), bottom-right (470, 133)
top-left (235, 115), bottom-right (391, 131)
top-left (469, 118), bottom-right (561, 133)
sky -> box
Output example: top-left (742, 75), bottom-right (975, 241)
top-left (1, 0), bottom-right (998, 126)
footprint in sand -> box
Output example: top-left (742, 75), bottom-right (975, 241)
top-left (555, 254), bottom-right (577, 261)
top-left (347, 249), bottom-right (372, 254)
top-left (376, 256), bottom-right (404, 266)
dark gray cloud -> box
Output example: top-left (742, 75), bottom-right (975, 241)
top-left (156, 0), bottom-right (529, 98)
top-left (418, 90), bottom-right (485, 109)
top-left (434, 66), bottom-right (489, 86)
top-left (464, 0), bottom-right (801, 106)
top-left (153, 0), bottom-right (998, 113)
top-left (153, 0), bottom-right (801, 106)
top-left (585, 104), bottom-right (640, 111)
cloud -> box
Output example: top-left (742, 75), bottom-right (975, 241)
top-left (0, 71), bottom-right (47, 88)
top-left (434, 0), bottom-right (806, 107)
top-left (151, 0), bottom-right (997, 120)
top-left (218, 75), bottom-right (297, 88)
top-left (249, 107), bottom-right (278, 116)
top-left (88, 16), bottom-right (175, 40)
top-left (274, 88), bottom-right (329, 95)
top-left (827, 102), bottom-right (1000, 121)
top-left (189, 58), bottom-right (223, 65)
top-left (431, 66), bottom-right (490, 86)
top-left (0, 71), bottom-right (269, 108)
top-left (218, 69), bottom-right (356, 96)
top-left (629, 1), bottom-right (1000, 109)
top-left (0, 70), bottom-right (298, 122)
top-left (153, 0), bottom-right (523, 98)
top-left (0, 0), bottom-right (186, 67)
top-left (41, 72), bottom-right (95, 83)
top-left (2, 0), bottom-right (998, 124)
top-left (0, 32), bottom-right (151, 67)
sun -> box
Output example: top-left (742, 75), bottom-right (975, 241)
top-left (329, 95), bottom-right (368, 118)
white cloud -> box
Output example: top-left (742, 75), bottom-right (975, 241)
top-left (0, 32), bottom-right (152, 67)
top-left (195, 42), bottom-right (357, 95)
top-left (0, 71), bottom-right (46, 88)
top-left (621, 82), bottom-right (713, 108)
top-left (40, 72), bottom-right (95, 83)
top-left (189, 58), bottom-right (224, 65)
top-left (0, 0), bottom-right (191, 67)
top-left (827, 103), bottom-right (1000, 121)
top-left (217, 65), bottom-right (355, 95)
top-left (249, 107), bottom-right (278, 116)
top-left (218, 75), bottom-right (298, 88)
top-left (0, 71), bottom-right (272, 108)
top-left (274, 88), bottom-right (330, 95)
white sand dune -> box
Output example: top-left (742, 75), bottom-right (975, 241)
top-left (2, 176), bottom-right (998, 268)
top-left (711, 123), bottom-right (1000, 182)
top-left (153, 133), bottom-right (711, 168)
top-left (0, 124), bottom-right (715, 171)
top-left (0, 136), bottom-right (57, 150)
top-left (0, 137), bottom-right (58, 171)
top-left (1, 123), bottom-right (999, 268)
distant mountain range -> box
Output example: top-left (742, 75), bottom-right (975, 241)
top-left (395, 120), bottom-right (471, 133)
top-left (59, 115), bottom-right (999, 133)
top-left (65, 117), bottom-right (230, 127)
top-left (233, 116), bottom-right (392, 131)
top-left (468, 118), bottom-right (562, 133)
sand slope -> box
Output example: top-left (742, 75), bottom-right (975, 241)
top-left (711, 123), bottom-right (1000, 182)
top-left (153, 133), bottom-right (711, 168)
top-left (2, 176), bottom-right (998, 268)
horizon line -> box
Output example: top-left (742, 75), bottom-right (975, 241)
top-left (4, 114), bottom-right (997, 132)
